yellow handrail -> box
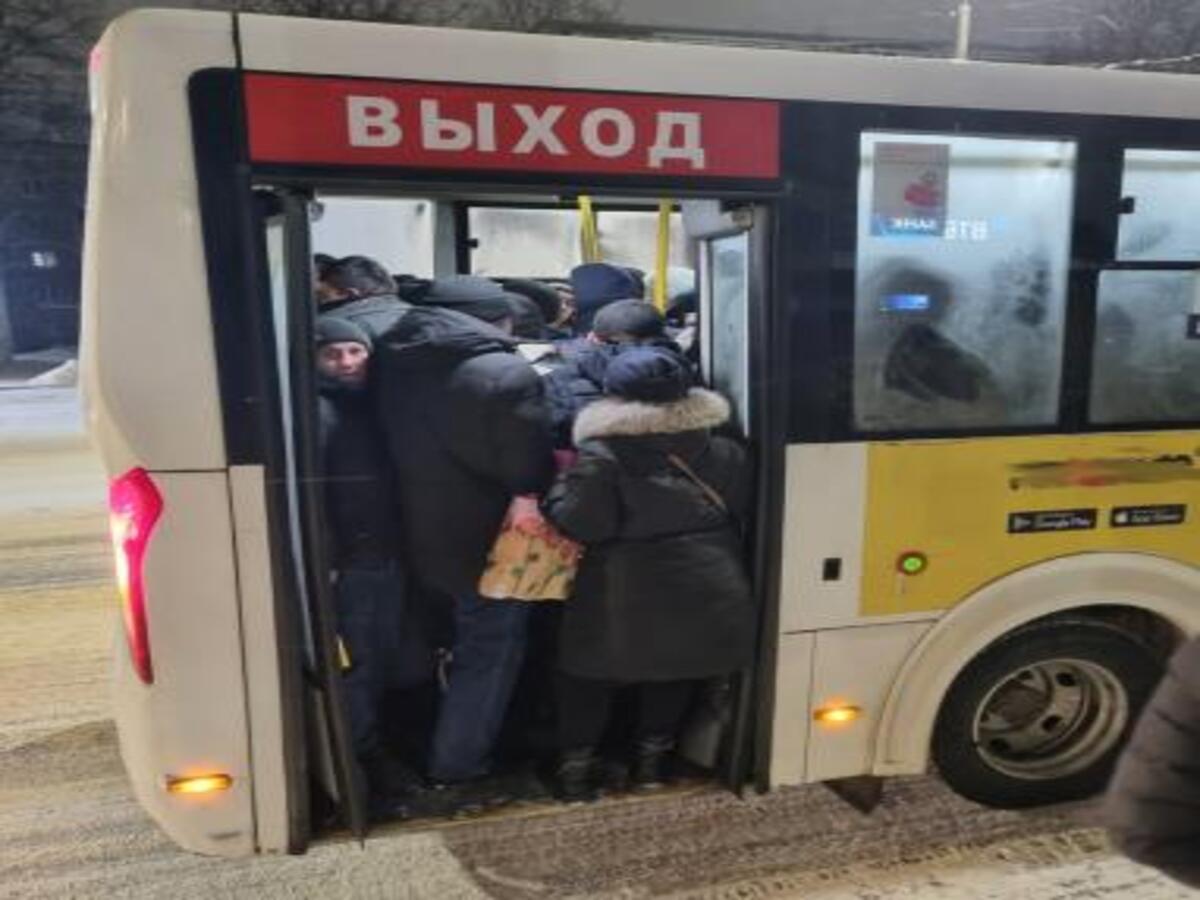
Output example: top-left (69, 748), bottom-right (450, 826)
top-left (578, 195), bottom-right (600, 263)
top-left (653, 199), bottom-right (672, 312)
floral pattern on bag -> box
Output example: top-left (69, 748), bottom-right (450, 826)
top-left (478, 495), bottom-right (582, 601)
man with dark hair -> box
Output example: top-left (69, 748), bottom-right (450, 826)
top-left (318, 254), bottom-right (411, 339)
top-left (374, 280), bottom-right (556, 812)
top-left (314, 316), bottom-right (433, 821)
top-left (314, 253), bottom-right (337, 280)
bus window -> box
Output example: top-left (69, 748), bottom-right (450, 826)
top-left (852, 132), bottom-right (1076, 432)
top-left (597, 210), bottom-right (687, 274)
top-left (1090, 271), bottom-right (1200, 424)
top-left (706, 232), bottom-right (751, 434)
top-left (469, 207), bottom-right (580, 276)
top-left (1092, 148), bottom-right (1200, 425)
top-left (312, 197), bottom-right (436, 277)
top-left (468, 206), bottom-right (685, 278)
top-left (1118, 149), bottom-right (1200, 261)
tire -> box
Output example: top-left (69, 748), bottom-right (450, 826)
top-left (932, 618), bottom-right (1163, 809)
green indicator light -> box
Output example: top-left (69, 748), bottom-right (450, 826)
top-left (899, 552), bottom-right (928, 576)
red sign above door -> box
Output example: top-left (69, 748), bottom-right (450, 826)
top-left (243, 73), bottom-right (781, 180)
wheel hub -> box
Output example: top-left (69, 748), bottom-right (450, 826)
top-left (971, 658), bottom-right (1129, 781)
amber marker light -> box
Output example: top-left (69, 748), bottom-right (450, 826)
top-left (165, 774), bottom-right (233, 795)
top-left (897, 551), bottom-right (928, 576)
top-left (813, 704), bottom-right (863, 726)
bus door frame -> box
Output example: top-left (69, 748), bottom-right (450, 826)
top-left (267, 178), bottom-right (789, 800)
top-left (265, 187), bottom-right (369, 842)
top-left (683, 199), bottom-right (787, 792)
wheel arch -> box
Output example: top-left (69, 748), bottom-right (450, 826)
top-left (872, 552), bottom-right (1200, 777)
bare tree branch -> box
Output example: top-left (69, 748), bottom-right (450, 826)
top-left (1070, 0), bottom-right (1200, 71)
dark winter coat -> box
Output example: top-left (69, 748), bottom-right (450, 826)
top-left (319, 293), bottom-right (411, 341)
top-left (541, 388), bottom-right (755, 682)
top-left (316, 382), bottom-right (402, 567)
top-left (374, 306), bottom-right (556, 598)
top-left (542, 342), bottom-right (620, 448)
top-left (1106, 636), bottom-right (1200, 888)
top-left (543, 338), bottom-right (694, 449)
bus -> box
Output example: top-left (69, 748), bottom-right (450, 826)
top-left (83, 8), bottom-right (1200, 857)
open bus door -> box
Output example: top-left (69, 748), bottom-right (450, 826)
top-left (256, 188), bottom-right (368, 843)
top-left (683, 199), bottom-right (781, 793)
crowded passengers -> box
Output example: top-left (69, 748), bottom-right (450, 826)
top-left (313, 253), bottom-right (752, 821)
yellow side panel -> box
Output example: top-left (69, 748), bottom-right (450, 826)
top-left (862, 432), bottom-right (1200, 615)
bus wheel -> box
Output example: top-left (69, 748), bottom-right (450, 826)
top-left (932, 618), bottom-right (1162, 808)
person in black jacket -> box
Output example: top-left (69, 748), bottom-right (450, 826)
top-left (314, 317), bottom-right (433, 820)
top-left (373, 294), bottom-right (555, 808)
top-left (317, 254), bottom-right (412, 340)
top-left (541, 345), bottom-right (755, 802)
top-left (1106, 636), bottom-right (1200, 888)
top-left (543, 300), bottom-right (678, 449)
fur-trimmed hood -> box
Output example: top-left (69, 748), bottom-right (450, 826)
top-left (573, 388), bottom-right (730, 444)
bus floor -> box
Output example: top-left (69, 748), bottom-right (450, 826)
top-left (365, 772), bottom-right (716, 837)
top-left (330, 677), bottom-right (721, 829)
top-left (319, 609), bottom-right (722, 830)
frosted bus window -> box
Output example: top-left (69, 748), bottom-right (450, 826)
top-left (313, 197), bottom-right (435, 276)
top-left (1090, 271), bottom-right (1200, 424)
top-left (596, 210), bottom-right (686, 273)
top-left (469, 208), bottom-right (685, 278)
top-left (470, 208), bottom-right (581, 277)
top-left (854, 132), bottom-right (1076, 432)
top-left (1118, 149), bottom-right (1200, 261)
top-left (708, 232), bottom-right (750, 433)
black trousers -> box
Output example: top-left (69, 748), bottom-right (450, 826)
top-left (335, 562), bottom-right (435, 760)
top-left (556, 674), bottom-right (694, 751)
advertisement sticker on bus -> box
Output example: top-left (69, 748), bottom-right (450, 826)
top-left (243, 74), bottom-right (781, 179)
top-left (870, 142), bottom-right (950, 237)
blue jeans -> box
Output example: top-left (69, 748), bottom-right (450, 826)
top-left (428, 592), bottom-right (531, 782)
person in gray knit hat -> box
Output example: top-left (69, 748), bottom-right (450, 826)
top-left (314, 315), bottom-right (433, 823)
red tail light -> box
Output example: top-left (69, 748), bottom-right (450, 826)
top-left (109, 468), bottom-right (163, 684)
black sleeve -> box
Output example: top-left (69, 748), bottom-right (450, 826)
top-left (438, 354), bottom-right (553, 495)
top-left (541, 364), bottom-right (577, 449)
top-left (1106, 637), bottom-right (1200, 888)
top-left (541, 443), bottom-right (620, 544)
top-left (485, 356), bottom-right (556, 496)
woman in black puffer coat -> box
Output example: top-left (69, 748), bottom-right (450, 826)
top-left (541, 345), bottom-right (755, 801)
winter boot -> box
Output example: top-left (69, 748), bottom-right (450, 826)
top-left (361, 750), bottom-right (421, 823)
top-left (556, 748), bottom-right (599, 804)
top-left (631, 735), bottom-right (675, 791)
